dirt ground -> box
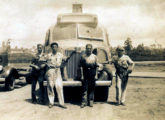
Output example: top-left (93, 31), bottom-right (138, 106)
top-left (109, 77), bottom-right (165, 120)
top-left (0, 76), bottom-right (165, 120)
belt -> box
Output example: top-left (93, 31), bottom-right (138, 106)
top-left (84, 67), bottom-right (96, 71)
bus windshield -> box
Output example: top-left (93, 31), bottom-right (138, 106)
top-left (77, 24), bottom-right (103, 41)
top-left (52, 24), bottom-right (77, 41)
top-left (52, 24), bottom-right (103, 41)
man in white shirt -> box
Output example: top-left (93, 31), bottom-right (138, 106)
top-left (45, 42), bottom-right (75, 108)
top-left (111, 46), bottom-right (135, 106)
top-left (45, 42), bottom-right (67, 108)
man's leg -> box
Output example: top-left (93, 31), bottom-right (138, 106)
top-left (121, 76), bottom-right (128, 105)
top-left (81, 79), bottom-right (88, 107)
top-left (39, 80), bottom-right (44, 104)
top-left (88, 77), bottom-right (95, 107)
top-left (31, 77), bottom-right (37, 103)
top-left (55, 77), bottom-right (65, 106)
top-left (46, 69), bottom-right (55, 106)
top-left (115, 74), bottom-right (122, 104)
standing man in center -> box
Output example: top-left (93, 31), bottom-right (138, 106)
top-left (80, 44), bottom-right (100, 108)
top-left (45, 42), bottom-right (67, 109)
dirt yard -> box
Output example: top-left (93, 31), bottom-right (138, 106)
top-left (0, 61), bottom-right (165, 120)
top-left (109, 77), bottom-right (165, 120)
top-left (0, 76), bottom-right (165, 120)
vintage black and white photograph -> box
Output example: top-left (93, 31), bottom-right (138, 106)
top-left (0, 0), bottom-right (165, 120)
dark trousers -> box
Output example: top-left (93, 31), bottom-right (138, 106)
top-left (31, 77), bottom-right (44, 102)
top-left (81, 77), bottom-right (96, 104)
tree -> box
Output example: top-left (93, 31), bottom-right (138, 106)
top-left (136, 43), bottom-right (145, 56)
top-left (124, 37), bottom-right (133, 55)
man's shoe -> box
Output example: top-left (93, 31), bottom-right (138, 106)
top-left (59, 105), bottom-right (67, 109)
top-left (38, 99), bottom-right (45, 105)
top-left (120, 102), bottom-right (126, 106)
top-left (116, 101), bottom-right (120, 106)
top-left (89, 101), bottom-right (93, 107)
top-left (49, 104), bottom-right (53, 108)
top-left (80, 103), bottom-right (86, 108)
top-left (32, 100), bottom-right (37, 104)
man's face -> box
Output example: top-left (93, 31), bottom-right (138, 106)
top-left (117, 50), bottom-right (124, 57)
top-left (51, 45), bottom-right (58, 53)
top-left (37, 45), bottom-right (43, 53)
top-left (86, 46), bottom-right (92, 55)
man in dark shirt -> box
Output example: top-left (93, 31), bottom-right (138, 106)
top-left (79, 44), bottom-right (99, 108)
top-left (30, 44), bottom-right (46, 104)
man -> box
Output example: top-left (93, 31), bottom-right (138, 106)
top-left (80, 44), bottom-right (100, 108)
top-left (111, 46), bottom-right (135, 106)
top-left (30, 44), bottom-right (46, 104)
top-left (45, 42), bottom-right (75, 108)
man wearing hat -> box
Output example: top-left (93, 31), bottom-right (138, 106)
top-left (45, 42), bottom-right (75, 108)
top-left (45, 42), bottom-right (67, 108)
top-left (111, 46), bottom-right (135, 106)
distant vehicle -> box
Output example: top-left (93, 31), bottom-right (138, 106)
top-left (0, 46), bottom-right (19, 90)
top-left (0, 44), bottom-right (31, 91)
top-left (44, 4), bottom-right (112, 101)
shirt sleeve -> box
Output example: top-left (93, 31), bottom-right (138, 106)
top-left (95, 55), bottom-right (99, 67)
top-left (127, 56), bottom-right (134, 65)
top-left (31, 54), bottom-right (37, 65)
top-left (62, 55), bottom-right (67, 61)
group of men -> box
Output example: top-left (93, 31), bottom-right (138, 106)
top-left (30, 42), bottom-right (134, 109)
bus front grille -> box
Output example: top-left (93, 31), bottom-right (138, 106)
top-left (65, 50), bottom-right (81, 79)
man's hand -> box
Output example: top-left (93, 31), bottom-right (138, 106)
top-left (30, 64), bottom-right (40, 70)
top-left (98, 64), bottom-right (103, 71)
top-left (40, 64), bottom-right (46, 69)
top-left (127, 69), bottom-right (133, 74)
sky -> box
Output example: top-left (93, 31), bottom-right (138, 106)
top-left (0, 0), bottom-right (165, 48)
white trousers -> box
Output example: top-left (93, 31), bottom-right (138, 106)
top-left (46, 68), bottom-right (64, 105)
top-left (115, 74), bottom-right (128, 103)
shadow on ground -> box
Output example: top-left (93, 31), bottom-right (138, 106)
top-left (0, 81), bottom-right (27, 92)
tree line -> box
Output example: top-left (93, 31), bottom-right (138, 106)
top-left (111, 38), bottom-right (165, 61)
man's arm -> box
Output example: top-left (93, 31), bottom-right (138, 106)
top-left (127, 56), bottom-right (135, 73)
top-left (45, 54), bottom-right (58, 68)
top-left (30, 56), bottom-right (40, 70)
top-left (79, 55), bottom-right (84, 80)
top-left (95, 56), bottom-right (103, 71)
top-left (63, 51), bottom-right (76, 64)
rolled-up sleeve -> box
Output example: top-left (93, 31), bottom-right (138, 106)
top-left (127, 56), bottom-right (134, 65)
